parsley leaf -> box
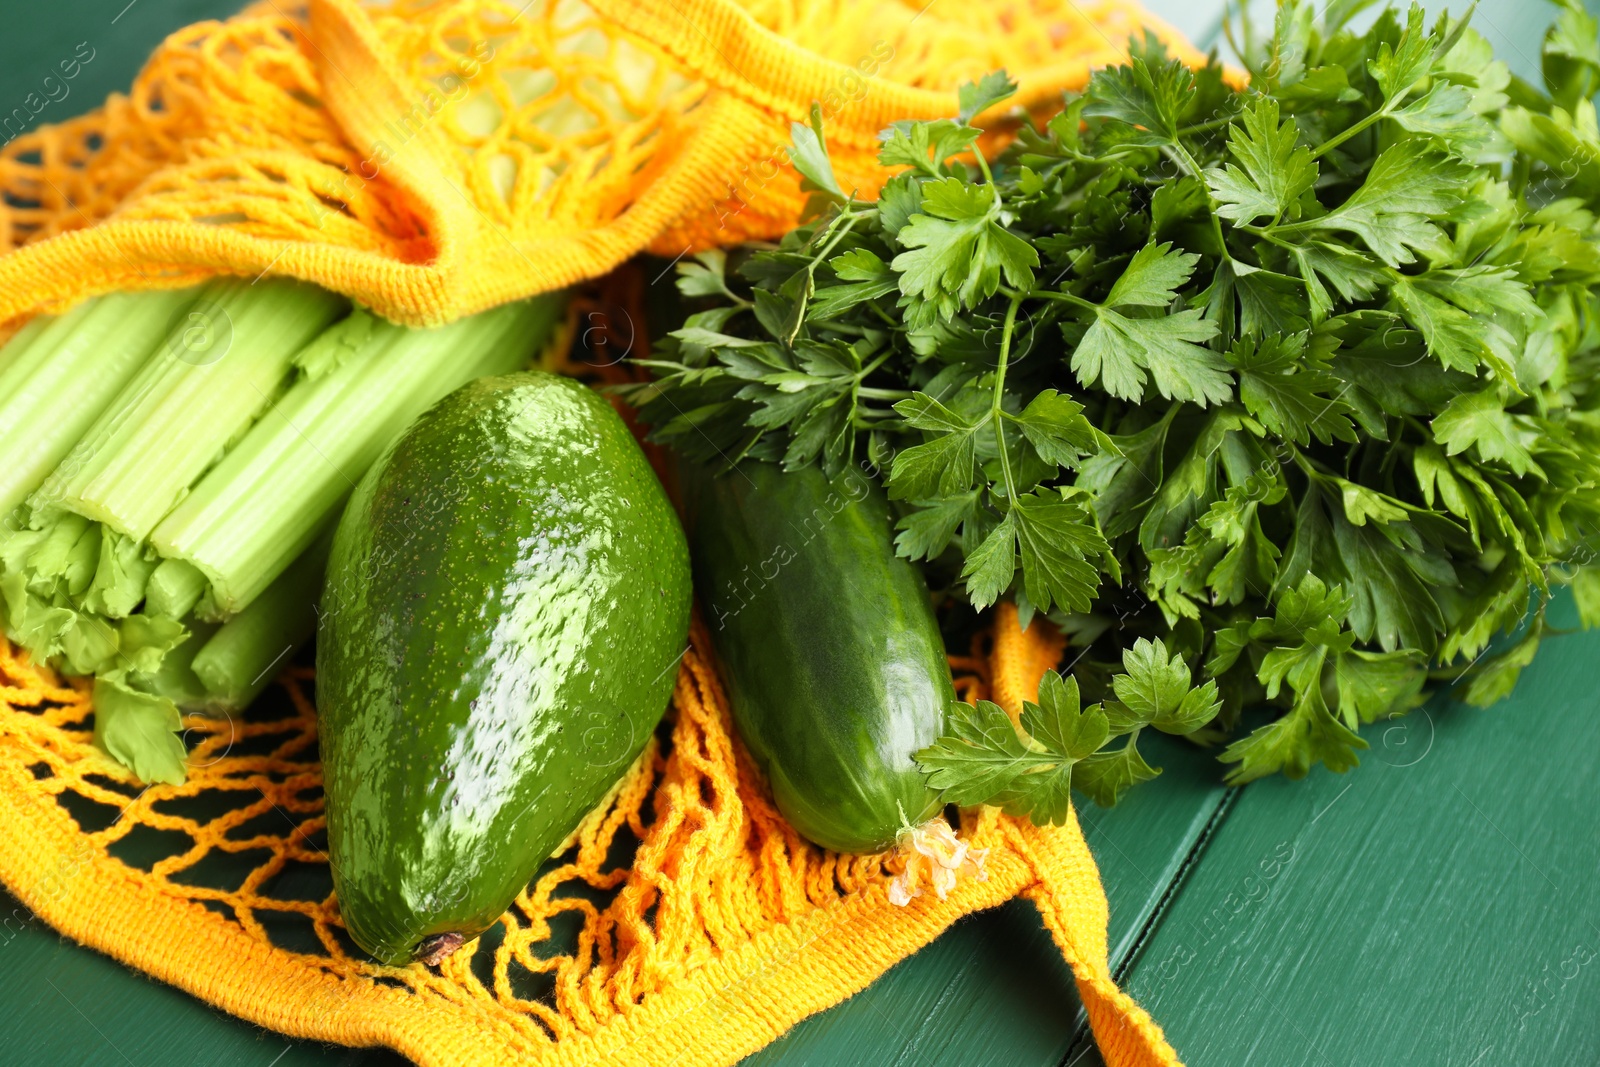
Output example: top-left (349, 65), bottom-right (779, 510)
top-left (786, 104), bottom-right (844, 200)
top-left (1012, 490), bottom-right (1109, 614)
top-left (1207, 97), bottom-right (1318, 224)
top-left (1083, 53), bottom-right (1193, 146)
top-left (894, 179), bottom-right (1038, 316)
top-left (1292, 243), bottom-right (1386, 322)
top-left (1071, 310), bottom-right (1229, 405)
top-left (959, 70), bottom-right (1019, 124)
top-left (917, 648), bottom-right (1219, 815)
top-left (1431, 389), bottom-right (1539, 476)
top-left (1294, 140), bottom-right (1470, 265)
top-left (962, 512), bottom-right (1020, 608)
top-left (1221, 685), bottom-right (1367, 783)
top-left (1368, 3), bottom-right (1437, 102)
top-left (914, 672), bottom-right (1105, 825)
top-left (1073, 741), bottom-right (1162, 806)
top-left (1390, 81), bottom-right (1499, 159)
top-left (878, 119), bottom-right (982, 178)
top-left (1068, 243), bottom-right (1229, 405)
top-left (1025, 671), bottom-right (1110, 758)
top-left (889, 392), bottom-right (982, 499)
top-left (1226, 333), bottom-right (1357, 445)
top-left (1104, 241), bottom-right (1202, 307)
top-left (917, 698), bottom-right (1036, 806)
top-left (1110, 637), bottom-right (1222, 734)
top-left (1012, 389), bottom-right (1106, 468)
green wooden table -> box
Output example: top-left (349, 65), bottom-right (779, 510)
top-left (2, 2), bottom-right (1596, 1065)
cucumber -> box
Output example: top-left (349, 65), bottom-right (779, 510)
top-left (319, 372), bottom-right (691, 966)
top-left (681, 459), bottom-right (951, 853)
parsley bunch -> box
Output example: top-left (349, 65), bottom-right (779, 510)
top-left (624, 1), bottom-right (1600, 812)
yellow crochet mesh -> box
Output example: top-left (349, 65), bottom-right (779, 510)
top-left (0, 607), bottom-right (1179, 1067)
top-left (0, 0), bottom-right (1209, 326)
top-left (0, 0), bottom-right (1200, 1063)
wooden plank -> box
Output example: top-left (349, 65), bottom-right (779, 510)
top-left (1070, 591), bottom-right (1600, 1066)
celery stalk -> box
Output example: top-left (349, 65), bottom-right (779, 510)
top-left (0, 303), bottom-right (93, 403)
top-left (145, 558), bottom-right (208, 618)
top-left (0, 313), bottom-right (54, 381)
top-left (30, 278), bottom-right (346, 540)
top-left (141, 619), bottom-right (220, 710)
top-left (191, 530), bottom-right (332, 710)
top-left (0, 289), bottom-right (198, 521)
top-left (151, 294), bottom-right (562, 613)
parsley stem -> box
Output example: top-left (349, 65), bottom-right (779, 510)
top-left (852, 354), bottom-right (908, 411)
top-left (867, 302), bottom-right (900, 328)
top-left (991, 297), bottom-right (1022, 410)
top-left (1160, 144), bottom-right (1204, 182)
top-left (1310, 86), bottom-right (1417, 159)
top-left (810, 210), bottom-right (860, 266)
top-left (991, 295), bottom-right (1024, 503)
top-left (1310, 110), bottom-right (1384, 159)
top-left (1161, 143), bottom-right (1232, 261)
top-left (1242, 224), bottom-right (1309, 260)
top-left (1178, 113), bottom-right (1239, 136)
top-left (1029, 289), bottom-right (1098, 311)
top-left (1285, 444), bottom-right (1339, 483)
top-left (1310, 13), bottom-right (1436, 159)
top-left (973, 145), bottom-right (997, 193)
top-left (856, 350), bottom-right (894, 381)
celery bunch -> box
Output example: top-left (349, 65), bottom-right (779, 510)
top-left (0, 280), bottom-right (563, 784)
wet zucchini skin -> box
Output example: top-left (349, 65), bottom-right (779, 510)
top-left (319, 373), bottom-right (690, 966)
top-left (681, 460), bottom-right (950, 854)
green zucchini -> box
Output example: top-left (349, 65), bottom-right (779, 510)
top-left (319, 372), bottom-right (691, 966)
top-left (681, 459), bottom-right (951, 853)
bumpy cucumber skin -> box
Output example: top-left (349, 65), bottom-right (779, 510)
top-left (682, 460), bottom-right (950, 854)
top-left (319, 373), bottom-right (690, 966)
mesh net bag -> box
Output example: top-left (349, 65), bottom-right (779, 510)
top-left (0, 607), bottom-right (1180, 1066)
top-left (0, 0), bottom-right (1209, 326)
top-left (0, 0), bottom-right (1206, 1063)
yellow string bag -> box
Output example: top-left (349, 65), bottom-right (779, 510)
top-left (0, 0), bottom-right (1206, 1063)
top-left (0, 607), bottom-right (1180, 1067)
top-left (0, 0), bottom-right (1212, 326)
